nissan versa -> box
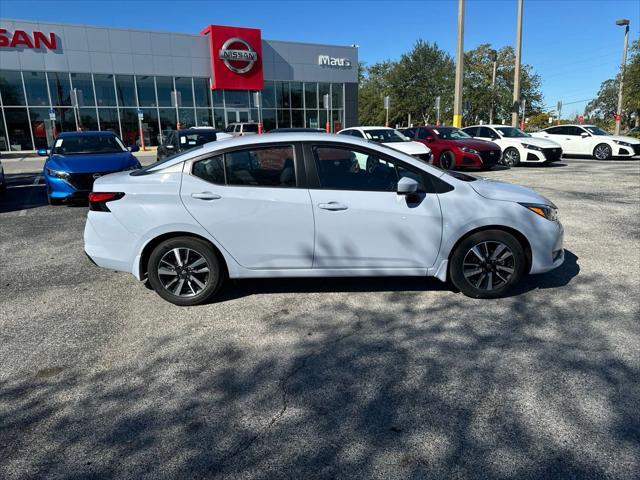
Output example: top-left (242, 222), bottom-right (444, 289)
top-left (84, 133), bottom-right (564, 306)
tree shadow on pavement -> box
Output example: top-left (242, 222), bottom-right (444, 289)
top-left (1, 245), bottom-right (635, 480)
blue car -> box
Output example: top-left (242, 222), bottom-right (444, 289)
top-left (40, 131), bottom-right (140, 205)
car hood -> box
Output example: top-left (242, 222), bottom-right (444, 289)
top-left (469, 177), bottom-right (555, 206)
top-left (607, 134), bottom-right (640, 144)
top-left (454, 138), bottom-right (500, 150)
top-left (384, 140), bottom-right (430, 155)
top-left (514, 136), bottom-right (561, 148)
top-left (47, 152), bottom-right (137, 173)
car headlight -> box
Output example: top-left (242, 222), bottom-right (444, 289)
top-left (522, 143), bottom-right (542, 151)
top-left (47, 168), bottom-right (70, 179)
top-left (613, 140), bottom-right (632, 147)
top-left (459, 146), bottom-right (480, 155)
top-left (520, 203), bottom-right (558, 222)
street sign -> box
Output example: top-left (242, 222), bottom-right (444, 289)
top-left (435, 96), bottom-right (440, 109)
top-left (253, 91), bottom-right (261, 108)
top-left (137, 109), bottom-right (143, 121)
top-left (48, 107), bottom-right (56, 120)
top-left (615, 114), bottom-right (621, 121)
top-left (548, 116), bottom-right (553, 124)
top-left (557, 101), bottom-right (562, 112)
top-left (578, 115), bottom-right (584, 124)
top-left (383, 96), bottom-right (389, 109)
top-left (170, 90), bottom-right (182, 108)
top-left (322, 94), bottom-right (330, 109)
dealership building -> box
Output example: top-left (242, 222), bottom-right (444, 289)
top-left (0, 19), bottom-right (358, 151)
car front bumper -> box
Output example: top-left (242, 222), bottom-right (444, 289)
top-left (529, 220), bottom-right (564, 274)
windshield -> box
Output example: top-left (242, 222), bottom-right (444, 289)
top-left (363, 129), bottom-right (410, 143)
top-left (433, 127), bottom-right (471, 140)
top-left (179, 131), bottom-right (218, 147)
top-left (495, 127), bottom-right (529, 138)
top-left (52, 135), bottom-right (127, 155)
top-left (584, 126), bottom-right (608, 136)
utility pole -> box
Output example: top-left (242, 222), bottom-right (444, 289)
top-left (511, 0), bottom-right (524, 127)
top-left (453, 0), bottom-right (465, 128)
top-left (436, 96), bottom-right (441, 126)
top-left (615, 19), bottom-right (630, 135)
top-left (557, 101), bottom-right (562, 125)
top-left (489, 49), bottom-right (497, 124)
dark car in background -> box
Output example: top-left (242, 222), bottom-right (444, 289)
top-left (39, 131), bottom-right (140, 205)
top-left (400, 126), bottom-right (502, 170)
top-left (156, 128), bottom-right (232, 161)
top-left (268, 128), bottom-right (326, 133)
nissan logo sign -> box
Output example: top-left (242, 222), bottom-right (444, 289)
top-left (219, 37), bottom-right (258, 74)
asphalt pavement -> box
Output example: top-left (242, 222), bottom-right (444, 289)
top-left (0, 156), bottom-right (638, 479)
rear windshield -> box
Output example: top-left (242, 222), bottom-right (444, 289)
top-left (130, 145), bottom-right (205, 176)
top-left (243, 124), bottom-right (259, 133)
top-left (179, 130), bottom-right (217, 147)
top-left (52, 135), bottom-right (126, 155)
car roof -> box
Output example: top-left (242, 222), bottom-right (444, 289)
top-left (145, 132), bottom-right (446, 177)
top-left (57, 131), bottom-right (116, 138)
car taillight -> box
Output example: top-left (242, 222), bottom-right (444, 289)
top-left (88, 192), bottom-right (125, 212)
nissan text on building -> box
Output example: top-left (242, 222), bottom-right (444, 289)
top-left (0, 20), bottom-right (358, 152)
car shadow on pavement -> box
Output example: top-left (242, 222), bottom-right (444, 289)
top-left (0, 173), bottom-right (48, 213)
top-left (218, 250), bottom-right (580, 302)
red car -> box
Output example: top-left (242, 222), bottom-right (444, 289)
top-left (400, 126), bottom-right (502, 170)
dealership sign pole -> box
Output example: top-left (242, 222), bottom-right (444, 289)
top-left (323, 94), bottom-right (330, 133)
top-left (137, 109), bottom-right (145, 151)
top-left (384, 96), bottom-right (390, 127)
top-left (253, 91), bottom-right (263, 133)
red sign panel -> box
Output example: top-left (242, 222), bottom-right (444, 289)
top-left (0, 29), bottom-right (57, 49)
top-left (201, 25), bottom-right (263, 91)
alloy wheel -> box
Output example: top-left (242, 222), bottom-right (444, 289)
top-left (440, 152), bottom-right (455, 170)
top-left (462, 241), bottom-right (515, 291)
top-left (157, 248), bottom-right (210, 297)
top-left (594, 144), bottom-right (611, 160)
top-left (503, 149), bottom-right (519, 167)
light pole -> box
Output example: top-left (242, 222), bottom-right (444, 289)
top-left (453, 0), bottom-right (465, 128)
top-left (511, 0), bottom-right (524, 127)
top-left (489, 49), bottom-right (497, 124)
top-left (615, 18), bottom-right (630, 135)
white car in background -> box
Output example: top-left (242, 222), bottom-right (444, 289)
top-left (531, 124), bottom-right (640, 160)
top-left (338, 126), bottom-right (432, 162)
top-left (462, 125), bottom-right (563, 167)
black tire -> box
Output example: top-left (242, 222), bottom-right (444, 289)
top-left (450, 229), bottom-right (526, 299)
top-left (503, 147), bottom-right (520, 167)
top-left (593, 143), bottom-right (612, 160)
top-left (147, 236), bottom-right (224, 306)
top-left (439, 151), bottom-right (456, 170)
top-left (47, 194), bottom-right (63, 206)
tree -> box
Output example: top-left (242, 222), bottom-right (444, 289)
top-left (358, 41), bottom-right (454, 126)
top-left (463, 44), bottom-right (543, 125)
top-left (358, 42), bottom-right (544, 128)
top-left (623, 39), bottom-right (640, 127)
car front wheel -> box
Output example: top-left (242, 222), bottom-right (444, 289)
top-left (503, 147), bottom-right (520, 167)
top-left (593, 143), bottom-right (612, 160)
top-left (450, 230), bottom-right (526, 299)
top-left (147, 236), bottom-right (224, 306)
top-left (439, 151), bottom-right (456, 170)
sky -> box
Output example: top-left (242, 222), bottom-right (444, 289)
top-left (1, 0), bottom-right (638, 119)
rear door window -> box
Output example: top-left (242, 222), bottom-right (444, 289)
top-left (225, 146), bottom-right (296, 187)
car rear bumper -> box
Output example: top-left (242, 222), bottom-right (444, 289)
top-left (84, 211), bottom-right (139, 274)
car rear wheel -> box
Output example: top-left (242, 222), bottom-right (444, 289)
top-left (147, 236), bottom-right (224, 306)
top-left (593, 143), bottom-right (612, 160)
top-left (450, 230), bottom-right (526, 299)
top-left (439, 151), bottom-right (456, 170)
top-left (503, 147), bottom-right (520, 167)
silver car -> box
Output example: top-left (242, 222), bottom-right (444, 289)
top-left (84, 133), bottom-right (564, 306)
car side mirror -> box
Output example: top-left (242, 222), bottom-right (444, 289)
top-left (397, 176), bottom-right (419, 195)
top-left (37, 148), bottom-right (49, 156)
top-left (129, 145), bottom-right (140, 152)
top-left (580, 132), bottom-right (589, 138)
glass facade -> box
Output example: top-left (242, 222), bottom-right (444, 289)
top-left (0, 70), bottom-right (346, 151)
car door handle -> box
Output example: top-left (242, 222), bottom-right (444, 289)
top-left (191, 192), bottom-right (221, 200)
top-left (318, 202), bottom-right (348, 211)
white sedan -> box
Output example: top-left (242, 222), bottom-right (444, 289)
top-left (84, 133), bottom-right (564, 305)
top-left (338, 126), bottom-right (432, 162)
top-left (462, 125), bottom-right (563, 167)
top-left (531, 124), bottom-right (640, 160)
